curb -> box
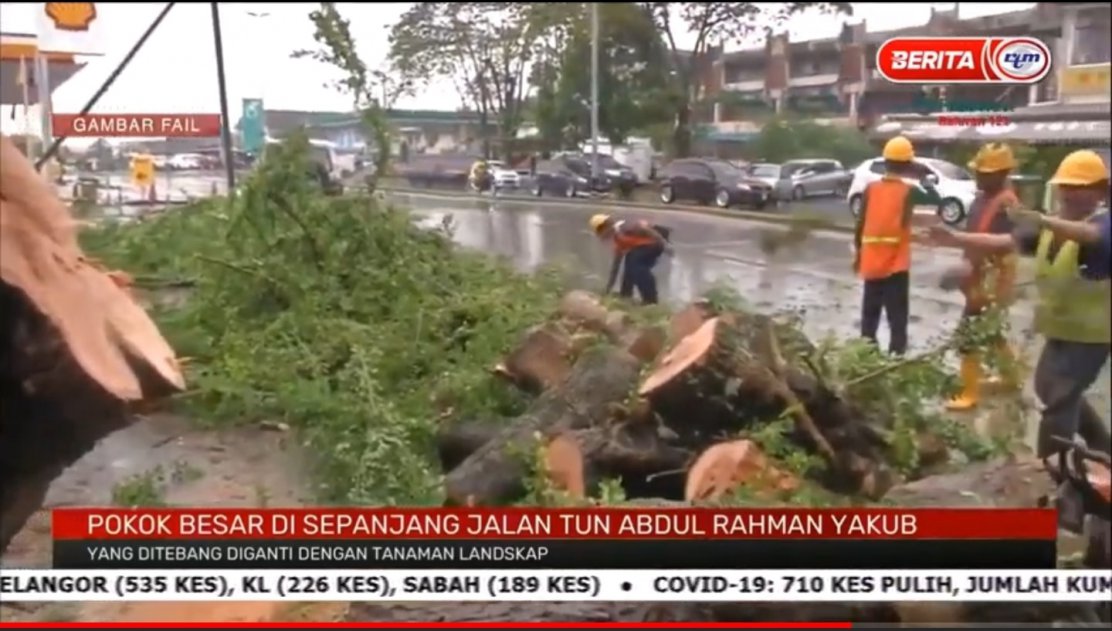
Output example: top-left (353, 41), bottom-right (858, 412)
top-left (380, 185), bottom-right (857, 235)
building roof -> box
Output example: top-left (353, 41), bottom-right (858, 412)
top-left (718, 4), bottom-right (1061, 64)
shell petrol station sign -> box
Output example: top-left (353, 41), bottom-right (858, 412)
top-left (36, 2), bottom-right (106, 56)
top-left (1, 3), bottom-right (105, 107)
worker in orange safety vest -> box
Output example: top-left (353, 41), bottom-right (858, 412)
top-left (853, 136), bottom-right (942, 355)
top-left (944, 143), bottom-right (1022, 411)
top-left (590, 214), bottom-right (672, 305)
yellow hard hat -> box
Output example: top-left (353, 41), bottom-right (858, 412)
top-left (1049, 150), bottom-right (1110, 186)
top-left (882, 136), bottom-right (914, 162)
top-left (968, 143), bottom-right (1017, 173)
top-left (589, 214), bottom-right (611, 233)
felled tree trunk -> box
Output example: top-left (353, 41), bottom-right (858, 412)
top-left (495, 292), bottom-right (666, 393)
top-left (436, 421), bottom-right (504, 473)
top-left (0, 134), bottom-right (184, 552)
top-left (554, 424), bottom-right (694, 500)
top-left (639, 313), bottom-right (892, 498)
top-left (444, 347), bottom-right (642, 506)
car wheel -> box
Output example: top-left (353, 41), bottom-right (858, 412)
top-left (849, 194), bottom-right (864, 217)
top-left (715, 189), bottom-right (731, 208)
top-left (564, 182), bottom-right (576, 198)
top-left (660, 185), bottom-right (675, 204)
top-left (939, 198), bottom-right (966, 226)
top-left (792, 185), bottom-right (805, 201)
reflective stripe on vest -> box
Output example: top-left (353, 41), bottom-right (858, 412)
top-left (613, 220), bottom-right (657, 253)
top-left (858, 179), bottom-right (912, 280)
top-left (1033, 215), bottom-right (1112, 344)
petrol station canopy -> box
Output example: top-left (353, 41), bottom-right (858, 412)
top-left (0, 2), bottom-right (106, 106)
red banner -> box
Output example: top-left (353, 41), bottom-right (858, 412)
top-left (51, 113), bottom-right (222, 137)
top-left (52, 508), bottom-right (1057, 541)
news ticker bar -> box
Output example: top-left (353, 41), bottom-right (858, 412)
top-left (3, 570), bottom-right (1109, 603)
top-left (54, 539), bottom-right (1055, 570)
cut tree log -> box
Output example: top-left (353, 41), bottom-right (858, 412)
top-left (639, 313), bottom-right (893, 499)
top-left (684, 440), bottom-right (799, 502)
top-left (497, 292), bottom-right (668, 393)
top-left (444, 347), bottom-right (642, 506)
top-left (0, 134), bottom-right (184, 552)
top-left (435, 421), bottom-right (504, 472)
top-left (553, 424), bottom-right (693, 500)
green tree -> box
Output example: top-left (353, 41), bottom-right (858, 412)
top-left (293, 3), bottom-right (399, 184)
top-left (534, 3), bottom-right (677, 150)
top-left (388, 3), bottom-right (545, 159)
top-left (753, 118), bottom-right (873, 165)
top-left (640, 2), bottom-right (852, 158)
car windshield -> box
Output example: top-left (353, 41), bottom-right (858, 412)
top-left (924, 159), bottom-right (972, 181)
top-left (707, 160), bottom-right (742, 180)
top-left (749, 164), bottom-right (780, 178)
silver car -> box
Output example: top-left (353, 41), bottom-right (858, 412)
top-left (781, 159), bottom-right (850, 200)
top-left (750, 160), bottom-right (850, 201)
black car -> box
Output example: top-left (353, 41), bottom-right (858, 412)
top-left (658, 158), bottom-right (772, 209)
top-left (530, 155), bottom-right (612, 198)
top-left (581, 153), bottom-right (637, 198)
top-left (400, 155), bottom-right (473, 189)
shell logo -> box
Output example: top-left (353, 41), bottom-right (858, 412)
top-left (44, 2), bottom-right (98, 32)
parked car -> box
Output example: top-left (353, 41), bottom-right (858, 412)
top-left (581, 152), bottom-right (638, 196)
top-left (659, 158), bottom-right (773, 209)
top-left (400, 155), bottom-right (473, 189)
top-left (781, 159), bottom-right (850, 200)
top-left (530, 155), bottom-right (612, 197)
top-left (167, 153), bottom-right (205, 171)
top-left (846, 157), bottom-right (976, 225)
top-left (487, 160), bottom-right (521, 189)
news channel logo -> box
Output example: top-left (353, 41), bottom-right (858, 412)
top-left (990, 38), bottom-right (1052, 83)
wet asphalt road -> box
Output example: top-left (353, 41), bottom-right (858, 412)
top-left (400, 191), bottom-right (985, 352)
top-left (396, 191), bottom-right (1111, 437)
top-left (65, 170), bottom-right (853, 224)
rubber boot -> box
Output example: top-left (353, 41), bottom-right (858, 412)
top-left (946, 354), bottom-right (982, 411)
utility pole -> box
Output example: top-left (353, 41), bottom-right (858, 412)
top-left (211, 2), bottom-right (236, 192)
top-left (589, 2), bottom-right (600, 180)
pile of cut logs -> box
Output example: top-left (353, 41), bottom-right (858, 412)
top-left (436, 290), bottom-right (1108, 624)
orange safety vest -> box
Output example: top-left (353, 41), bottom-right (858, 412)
top-left (612, 220), bottom-right (658, 254)
top-left (858, 179), bottom-right (912, 280)
top-left (964, 189), bottom-right (1019, 309)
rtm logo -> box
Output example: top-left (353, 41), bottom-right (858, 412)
top-left (877, 37), bottom-right (1052, 84)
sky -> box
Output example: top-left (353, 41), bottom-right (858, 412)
top-left (1, 1), bottom-right (1035, 143)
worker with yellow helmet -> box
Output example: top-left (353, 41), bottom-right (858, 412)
top-left (929, 149), bottom-right (1111, 459)
top-left (942, 143), bottom-right (1023, 411)
top-left (854, 135), bottom-right (943, 355)
top-left (589, 213), bottom-right (672, 304)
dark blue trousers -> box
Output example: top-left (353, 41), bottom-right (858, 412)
top-left (620, 244), bottom-right (664, 304)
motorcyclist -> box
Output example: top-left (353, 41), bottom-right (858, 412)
top-left (469, 159), bottom-right (491, 194)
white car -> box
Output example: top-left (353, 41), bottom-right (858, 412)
top-left (168, 153), bottom-right (205, 170)
top-left (846, 157), bottom-right (976, 226)
top-left (487, 160), bottom-right (521, 189)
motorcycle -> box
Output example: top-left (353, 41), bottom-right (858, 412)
top-left (1042, 436), bottom-right (1110, 570)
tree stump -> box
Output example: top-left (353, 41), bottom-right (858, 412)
top-left (0, 134), bottom-right (184, 552)
top-left (444, 347), bottom-right (642, 506)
